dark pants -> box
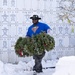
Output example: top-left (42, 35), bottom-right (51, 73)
top-left (33, 51), bottom-right (45, 73)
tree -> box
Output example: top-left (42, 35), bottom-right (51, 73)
top-left (57, 0), bottom-right (75, 33)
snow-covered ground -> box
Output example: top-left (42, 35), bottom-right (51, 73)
top-left (53, 56), bottom-right (75, 75)
top-left (0, 56), bottom-right (75, 75)
top-left (0, 59), bottom-right (57, 75)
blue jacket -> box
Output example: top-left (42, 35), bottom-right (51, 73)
top-left (26, 22), bottom-right (50, 37)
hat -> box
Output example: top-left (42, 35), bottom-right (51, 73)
top-left (30, 15), bottom-right (41, 20)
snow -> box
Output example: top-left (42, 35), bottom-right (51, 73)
top-left (53, 56), bottom-right (75, 75)
top-left (0, 56), bottom-right (75, 75)
top-left (0, 59), bottom-right (56, 75)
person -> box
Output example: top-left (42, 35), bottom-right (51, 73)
top-left (26, 15), bottom-right (51, 37)
top-left (26, 15), bottom-right (51, 73)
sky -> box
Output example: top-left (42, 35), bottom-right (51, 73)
top-left (0, 56), bottom-right (75, 75)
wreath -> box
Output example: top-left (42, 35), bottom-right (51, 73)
top-left (14, 32), bottom-right (55, 57)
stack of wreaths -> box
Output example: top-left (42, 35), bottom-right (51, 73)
top-left (14, 32), bottom-right (55, 57)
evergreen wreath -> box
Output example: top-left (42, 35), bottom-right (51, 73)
top-left (14, 32), bottom-right (55, 57)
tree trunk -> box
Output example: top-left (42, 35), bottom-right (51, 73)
top-left (33, 51), bottom-right (45, 73)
